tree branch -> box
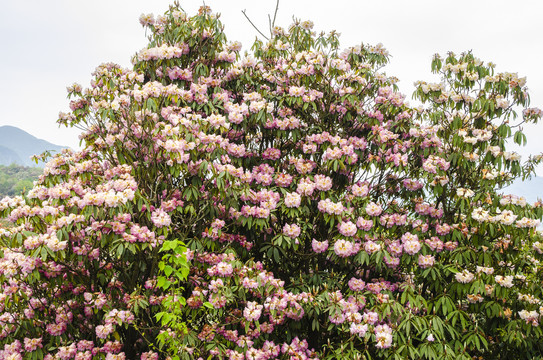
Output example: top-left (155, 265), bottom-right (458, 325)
top-left (242, 9), bottom-right (270, 41)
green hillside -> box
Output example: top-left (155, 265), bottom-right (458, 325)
top-left (0, 164), bottom-right (42, 197)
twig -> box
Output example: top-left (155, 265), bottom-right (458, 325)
top-left (268, 0), bottom-right (280, 36)
top-left (272, 0), bottom-right (279, 28)
top-left (241, 9), bottom-right (270, 41)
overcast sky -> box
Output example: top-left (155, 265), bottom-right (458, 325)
top-left (2, 0), bottom-right (543, 172)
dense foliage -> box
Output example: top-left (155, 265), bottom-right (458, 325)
top-left (0, 219), bottom-right (13, 230)
top-left (0, 164), bottom-right (42, 198)
top-left (1, 3), bottom-right (543, 360)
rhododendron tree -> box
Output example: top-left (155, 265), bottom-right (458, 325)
top-left (2, 3), bottom-right (543, 360)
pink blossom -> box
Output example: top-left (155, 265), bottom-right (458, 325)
top-left (288, 86), bottom-right (305, 97)
top-left (375, 324), bottom-right (393, 349)
top-left (23, 338), bottom-right (42, 352)
top-left (311, 239), bottom-right (329, 253)
top-left (314, 174), bottom-right (333, 191)
top-left (317, 199), bottom-right (344, 215)
top-left (140, 352), bottom-right (159, 360)
top-left (211, 219), bottom-right (225, 229)
top-left (151, 209), bottom-right (171, 228)
top-left (334, 239), bottom-right (354, 257)
top-left (46, 322), bottom-right (67, 336)
top-left (348, 278), bottom-right (365, 291)
top-left (356, 217), bottom-right (373, 231)
top-left (296, 178), bottom-right (315, 196)
top-left (418, 255), bottom-right (435, 268)
top-left (338, 221), bottom-right (357, 237)
top-left (275, 173), bottom-right (293, 187)
top-left (350, 323), bottom-right (368, 336)
top-left (329, 312), bottom-right (345, 324)
top-left (243, 301), bottom-right (263, 322)
top-left (403, 240), bottom-right (421, 255)
top-left (96, 324), bottom-right (114, 339)
top-left (365, 202), bottom-right (382, 216)
top-left (352, 183), bottom-right (369, 197)
top-left (284, 192), bottom-right (301, 208)
top-left (363, 311), bottom-right (379, 324)
top-left (364, 241), bottom-right (381, 254)
top-left (262, 148), bottom-right (281, 160)
top-left (283, 224), bottom-right (301, 239)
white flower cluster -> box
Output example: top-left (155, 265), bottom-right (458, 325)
top-left (442, 62), bottom-right (469, 74)
top-left (493, 209), bottom-right (517, 226)
top-left (495, 275), bottom-right (514, 288)
top-left (463, 152), bottom-right (479, 162)
top-left (476, 266), bottom-right (494, 275)
top-left (516, 217), bottom-right (540, 228)
top-left (471, 206), bottom-right (537, 227)
top-left (488, 146), bottom-right (502, 157)
top-left (485, 72), bottom-right (527, 88)
top-left (495, 95), bottom-right (510, 109)
top-left (456, 188), bottom-right (475, 198)
top-left (416, 81), bottom-right (445, 94)
top-left (500, 194), bottom-right (527, 207)
top-left (467, 294), bottom-right (484, 303)
top-left (533, 241), bottom-right (543, 254)
top-left (482, 169), bottom-right (499, 180)
top-left (518, 293), bottom-right (541, 305)
top-left (458, 128), bottom-right (492, 144)
top-left (518, 309), bottom-right (540, 326)
top-left (471, 207), bottom-right (490, 222)
top-left (455, 269), bottom-right (475, 283)
top-left (503, 151), bottom-right (521, 161)
top-left (0, 196), bottom-right (25, 211)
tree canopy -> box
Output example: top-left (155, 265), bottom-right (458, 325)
top-left (1, 3), bottom-right (543, 360)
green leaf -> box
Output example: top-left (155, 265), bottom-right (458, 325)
top-left (203, 302), bottom-right (213, 309)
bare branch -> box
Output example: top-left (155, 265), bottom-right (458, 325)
top-left (272, 0), bottom-right (280, 30)
top-left (241, 9), bottom-right (270, 41)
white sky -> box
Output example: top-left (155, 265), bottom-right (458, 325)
top-left (2, 0), bottom-right (543, 172)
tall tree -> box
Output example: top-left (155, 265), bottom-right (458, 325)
top-left (1, 4), bottom-right (543, 359)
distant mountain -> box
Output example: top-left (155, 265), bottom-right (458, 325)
top-left (0, 125), bottom-right (66, 167)
top-left (0, 145), bottom-right (24, 166)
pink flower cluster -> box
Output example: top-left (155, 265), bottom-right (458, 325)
top-left (283, 224), bottom-right (301, 239)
